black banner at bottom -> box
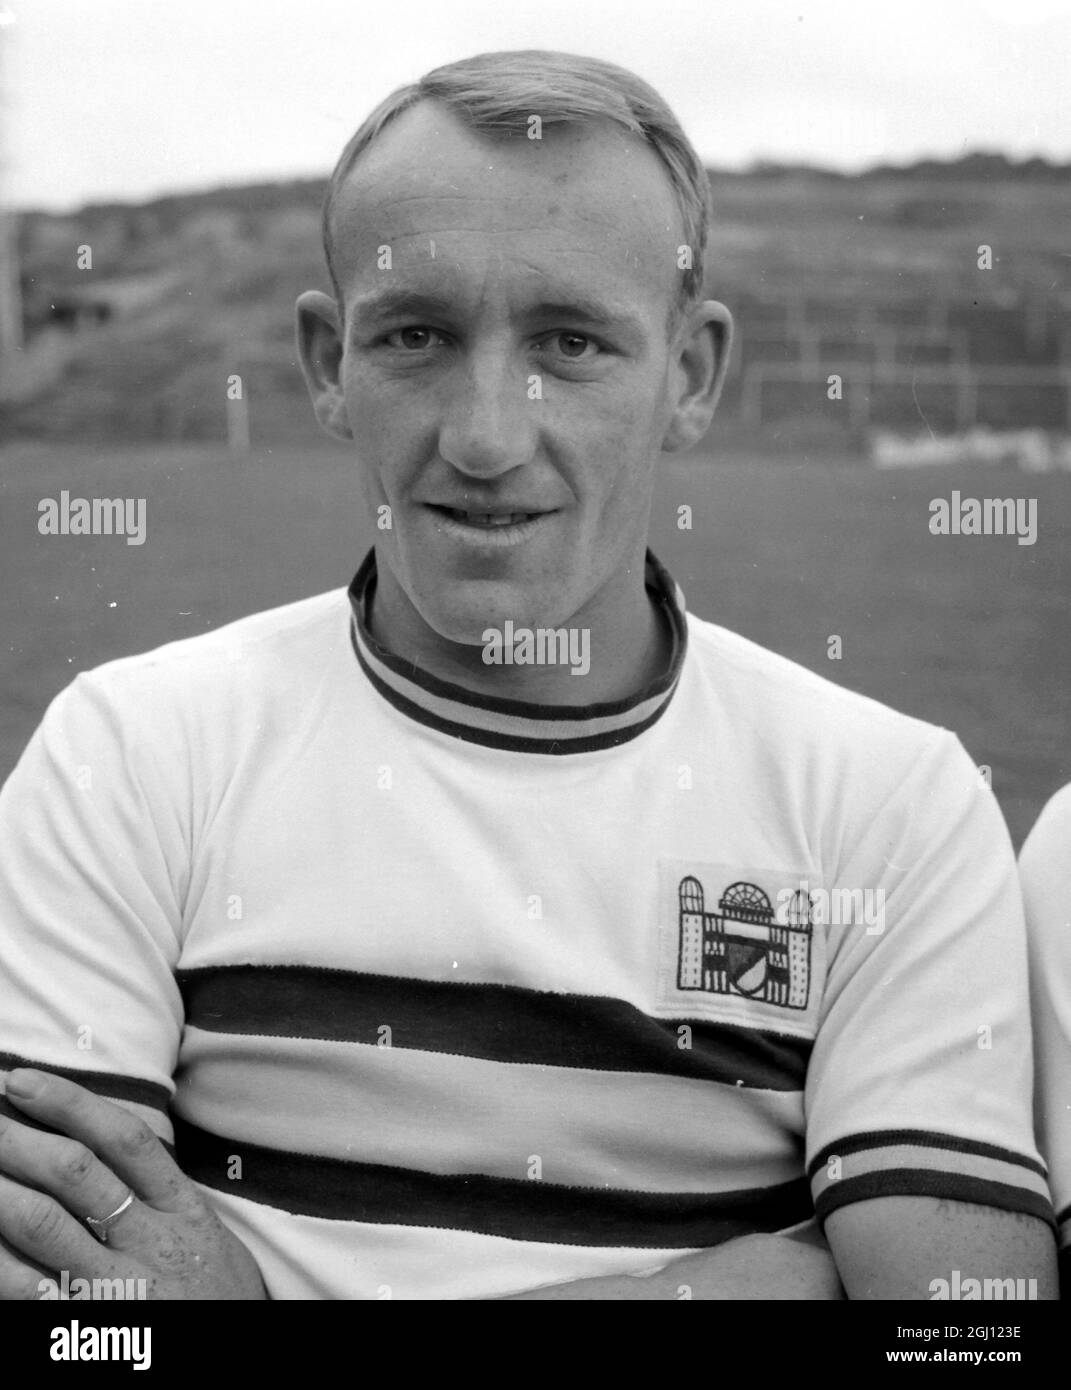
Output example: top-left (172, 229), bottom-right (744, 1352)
top-left (9, 1298), bottom-right (1063, 1375)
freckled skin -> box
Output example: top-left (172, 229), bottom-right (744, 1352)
top-left (0, 1073), bottom-right (266, 1300)
top-left (299, 102), bottom-right (731, 702)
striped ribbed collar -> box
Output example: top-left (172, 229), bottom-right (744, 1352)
top-left (346, 548), bottom-right (689, 755)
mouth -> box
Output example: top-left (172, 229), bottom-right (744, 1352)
top-left (424, 504), bottom-right (555, 548)
top-left (429, 506), bottom-right (547, 528)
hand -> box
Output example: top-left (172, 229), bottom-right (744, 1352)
top-left (0, 1069), bottom-right (267, 1300)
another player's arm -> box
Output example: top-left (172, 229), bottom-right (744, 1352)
top-left (824, 1195), bottom-right (1058, 1299)
top-left (498, 1228), bottom-right (843, 1300)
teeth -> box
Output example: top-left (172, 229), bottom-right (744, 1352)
top-left (449, 510), bottom-right (535, 527)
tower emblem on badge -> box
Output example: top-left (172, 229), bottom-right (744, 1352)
top-left (677, 876), bottom-right (812, 1009)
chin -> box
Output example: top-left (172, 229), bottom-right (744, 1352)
top-left (416, 578), bottom-right (570, 646)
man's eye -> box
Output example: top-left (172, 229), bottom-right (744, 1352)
top-left (385, 326), bottom-right (444, 350)
top-left (545, 332), bottom-right (598, 360)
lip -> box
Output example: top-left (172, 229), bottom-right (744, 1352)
top-left (426, 503), bottom-right (551, 519)
top-left (424, 503), bottom-right (555, 548)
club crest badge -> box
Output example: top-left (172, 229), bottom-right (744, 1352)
top-left (676, 875), bottom-right (813, 1010)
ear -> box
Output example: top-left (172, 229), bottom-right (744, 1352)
top-left (661, 300), bottom-right (734, 454)
top-left (295, 290), bottom-right (353, 441)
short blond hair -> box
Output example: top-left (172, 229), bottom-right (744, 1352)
top-left (322, 49), bottom-right (711, 328)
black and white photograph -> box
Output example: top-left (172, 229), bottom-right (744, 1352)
top-left (0, 0), bottom-right (1069, 1343)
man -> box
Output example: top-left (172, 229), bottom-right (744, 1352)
top-left (1020, 783), bottom-right (1071, 1296)
top-left (0, 50), bottom-right (1058, 1300)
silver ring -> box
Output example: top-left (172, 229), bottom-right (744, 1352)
top-left (84, 1192), bottom-right (134, 1245)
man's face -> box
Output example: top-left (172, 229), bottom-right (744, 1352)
top-left (328, 101), bottom-right (687, 644)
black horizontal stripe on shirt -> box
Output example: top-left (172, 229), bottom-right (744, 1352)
top-left (176, 965), bottom-right (812, 1090)
top-left (0, 1051), bottom-right (171, 1114)
top-left (807, 1130), bottom-right (1049, 1181)
top-left (814, 1170), bottom-right (1056, 1231)
top-left (172, 1114), bottom-right (813, 1245)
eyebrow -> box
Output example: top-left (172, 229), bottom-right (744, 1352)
top-left (350, 288), bottom-right (457, 325)
top-left (348, 286), bottom-right (647, 339)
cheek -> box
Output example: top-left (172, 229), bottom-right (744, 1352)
top-left (344, 372), bottom-right (405, 438)
top-left (342, 376), bottom-right (430, 487)
top-left (341, 360), bottom-right (664, 491)
top-left (566, 392), bottom-right (662, 486)
top-left (577, 365), bottom-right (667, 441)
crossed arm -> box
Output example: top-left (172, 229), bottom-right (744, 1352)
top-left (0, 1069), bottom-right (1057, 1300)
top-left (503, 1201), bottom-right (1058, 1300)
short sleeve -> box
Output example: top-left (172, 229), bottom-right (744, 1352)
top-left (805, 729), bottom-right (1053, 1230)
top-left (1019, 783), bottom-right (1071, 1271)
top-left (0, 669), bottom-right (187, 1142)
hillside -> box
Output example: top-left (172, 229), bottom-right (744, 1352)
top-left (3, 154), bottom-right (1069, 446)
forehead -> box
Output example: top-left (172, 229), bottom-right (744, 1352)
top-left (329, 101), bottom-right (684, 319)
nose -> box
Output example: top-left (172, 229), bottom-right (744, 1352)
top-left (437, 345), bottom-right (539, 478)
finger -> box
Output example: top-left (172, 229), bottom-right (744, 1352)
top-left (0, 1172), bottom-right (109, 1280)
top-left (0, 1089), bottom-right (63, 1136)
top-left (0, 1233), bottom-right (53, 1302)
top-left (0, 1115), bottom-right (143, 1248)
top-left (5, 1070), bottom-right (189, 1213)
top-left (0, 1250), bottom-right (51, 1301)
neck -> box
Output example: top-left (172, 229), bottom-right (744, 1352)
top-left (366, 557), bottom-right (673, 706)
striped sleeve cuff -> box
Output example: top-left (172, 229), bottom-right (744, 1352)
top-left (808, 1130), bottom-right (1055, 1229)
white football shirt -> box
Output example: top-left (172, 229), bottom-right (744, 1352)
top-left (0, 549), bottom-right (1052, 1297)
top-left (1020, 782), bottom-right (1071, 1284)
